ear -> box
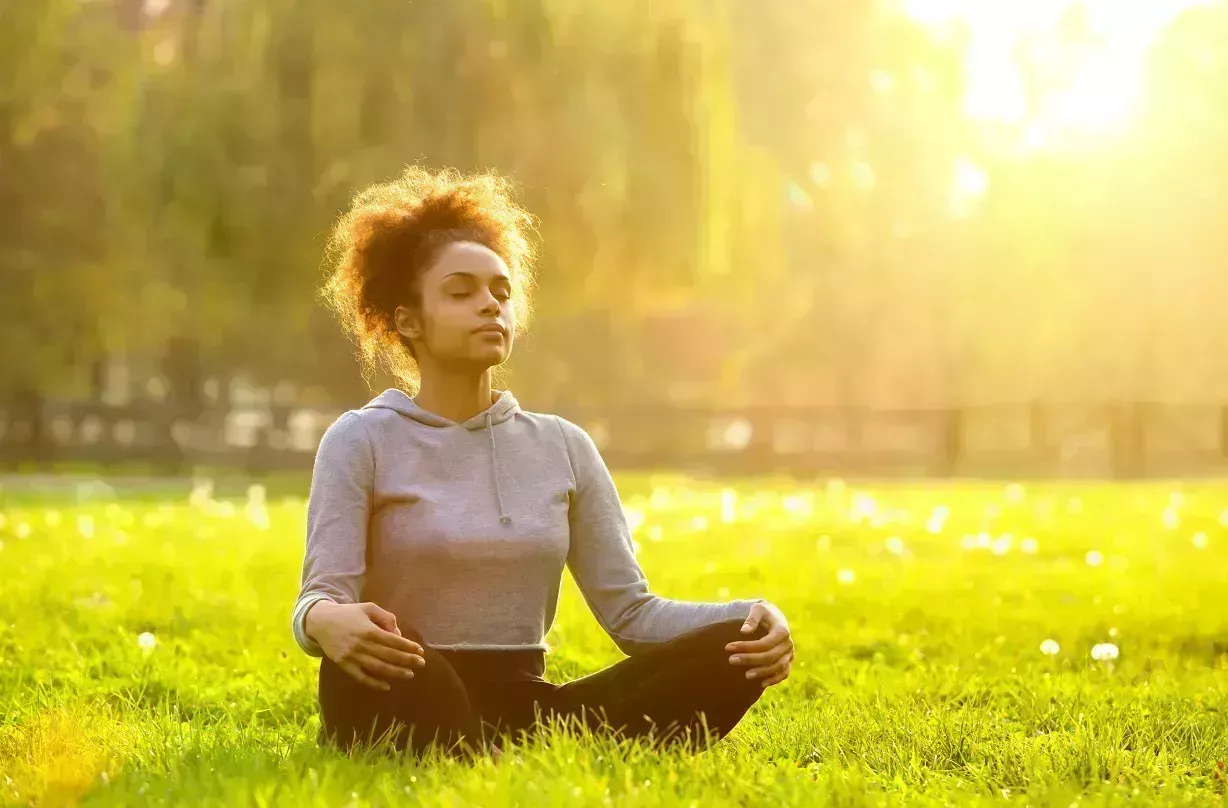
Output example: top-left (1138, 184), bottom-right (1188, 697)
top-left (394, 304), bottom-right (421, 341)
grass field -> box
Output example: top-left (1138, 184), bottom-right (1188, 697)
top-left (1, 474), bottom-right (1226, 807)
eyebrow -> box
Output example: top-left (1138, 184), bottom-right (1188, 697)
top-left (442, 272), bottom-right (512, 284)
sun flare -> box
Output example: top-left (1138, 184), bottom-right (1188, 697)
top-left (902, 0), bottom-right (1214, 142)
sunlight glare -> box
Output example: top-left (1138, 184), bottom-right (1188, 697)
top-left (901, 0), bottom-right (1213, 143)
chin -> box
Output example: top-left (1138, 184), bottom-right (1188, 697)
top-left (471, 348), bottom-right (510, 368)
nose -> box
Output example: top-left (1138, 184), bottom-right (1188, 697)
top-left (478, 290), bottom-right (501, 315)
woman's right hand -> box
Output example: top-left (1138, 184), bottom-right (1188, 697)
top-left (305, 600), bottom-right (427, 691)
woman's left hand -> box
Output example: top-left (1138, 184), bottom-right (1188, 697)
top-left (726, 601), bottom-right (794, 689)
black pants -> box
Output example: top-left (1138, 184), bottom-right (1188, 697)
top-left (318, 617), bottom-right (769, 759)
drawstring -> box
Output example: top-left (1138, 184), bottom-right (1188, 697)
top-left (487, 412), bottom-right (511, 525)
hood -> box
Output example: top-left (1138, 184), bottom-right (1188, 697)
top-left (360, 387), bottom-right (521, 525)
top-left (361, 387), bottom-right (520, 430)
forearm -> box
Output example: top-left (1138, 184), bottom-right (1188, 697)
top-left (608, 593), bottom-right (766, 654)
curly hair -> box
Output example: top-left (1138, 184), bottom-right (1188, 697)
top-left (320, 165), bottom-right (538, 392)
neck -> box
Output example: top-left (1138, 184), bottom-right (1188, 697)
top-left (412, 364), bottom-right (495, 424)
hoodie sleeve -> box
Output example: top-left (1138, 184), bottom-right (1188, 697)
top-left (291, 410), bottom-right (374, 657)
top-left (556, 416), bottom-right (766, 656)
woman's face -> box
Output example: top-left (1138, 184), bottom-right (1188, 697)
top-left (395, 240), bottom-right (516, 372)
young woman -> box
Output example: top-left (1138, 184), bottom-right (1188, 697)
top-left (291, 166), bottom-right (795, 760)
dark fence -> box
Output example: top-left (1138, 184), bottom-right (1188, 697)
top-left (2, 396), bottom-right (1227, 479)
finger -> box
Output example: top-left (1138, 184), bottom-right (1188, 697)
top-left (361, 641), bottom-right (426, 671)
top-left (342, 660), bottom-right (392, 691)
top-left (747, 651), bottom-right (794, 682)
top-left (759, 668), bottom-right (790, 688)
top-left (726, 625), bottom-right (789, 654)
top-left (355, 652), bottom-right (416, 682)
top-left (362, 602), bottom-right (400, 633)
top-left (728, 640), bottom-right (791, 668)
top-left (362, 626), bottom-right (425, 657)
top-left (740, 606), bottom-right (763, 635)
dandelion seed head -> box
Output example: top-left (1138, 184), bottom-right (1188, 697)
top-left (1091, 642), bottom-right (1119, 662)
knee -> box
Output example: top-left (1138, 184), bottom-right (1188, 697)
top-left (706, 618), bottom-right (771, 692)
top-left (702, 617), bottom-right (770, 655)
top-left (398, 621), bottom-right (426, 646)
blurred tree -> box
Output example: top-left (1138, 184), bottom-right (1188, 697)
top-left (0, 0), bottom-right (142, 397)
top-left (1, 0), bottom-right (1225, 415)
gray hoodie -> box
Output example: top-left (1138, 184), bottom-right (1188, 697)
top-left (290, 388), bottom-right (764, 658)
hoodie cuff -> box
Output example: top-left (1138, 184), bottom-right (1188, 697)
top-left (291, 593), bottom-right (335, 657)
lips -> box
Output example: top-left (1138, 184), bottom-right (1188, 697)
top-left (474, 324), bottom-right (506, 336)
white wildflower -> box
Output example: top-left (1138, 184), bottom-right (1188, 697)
top-left (1091, 642), bottom-right (1119, 662)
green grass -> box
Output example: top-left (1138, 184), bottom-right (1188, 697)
top-left (1, 474), bottom-right (1226, 806)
